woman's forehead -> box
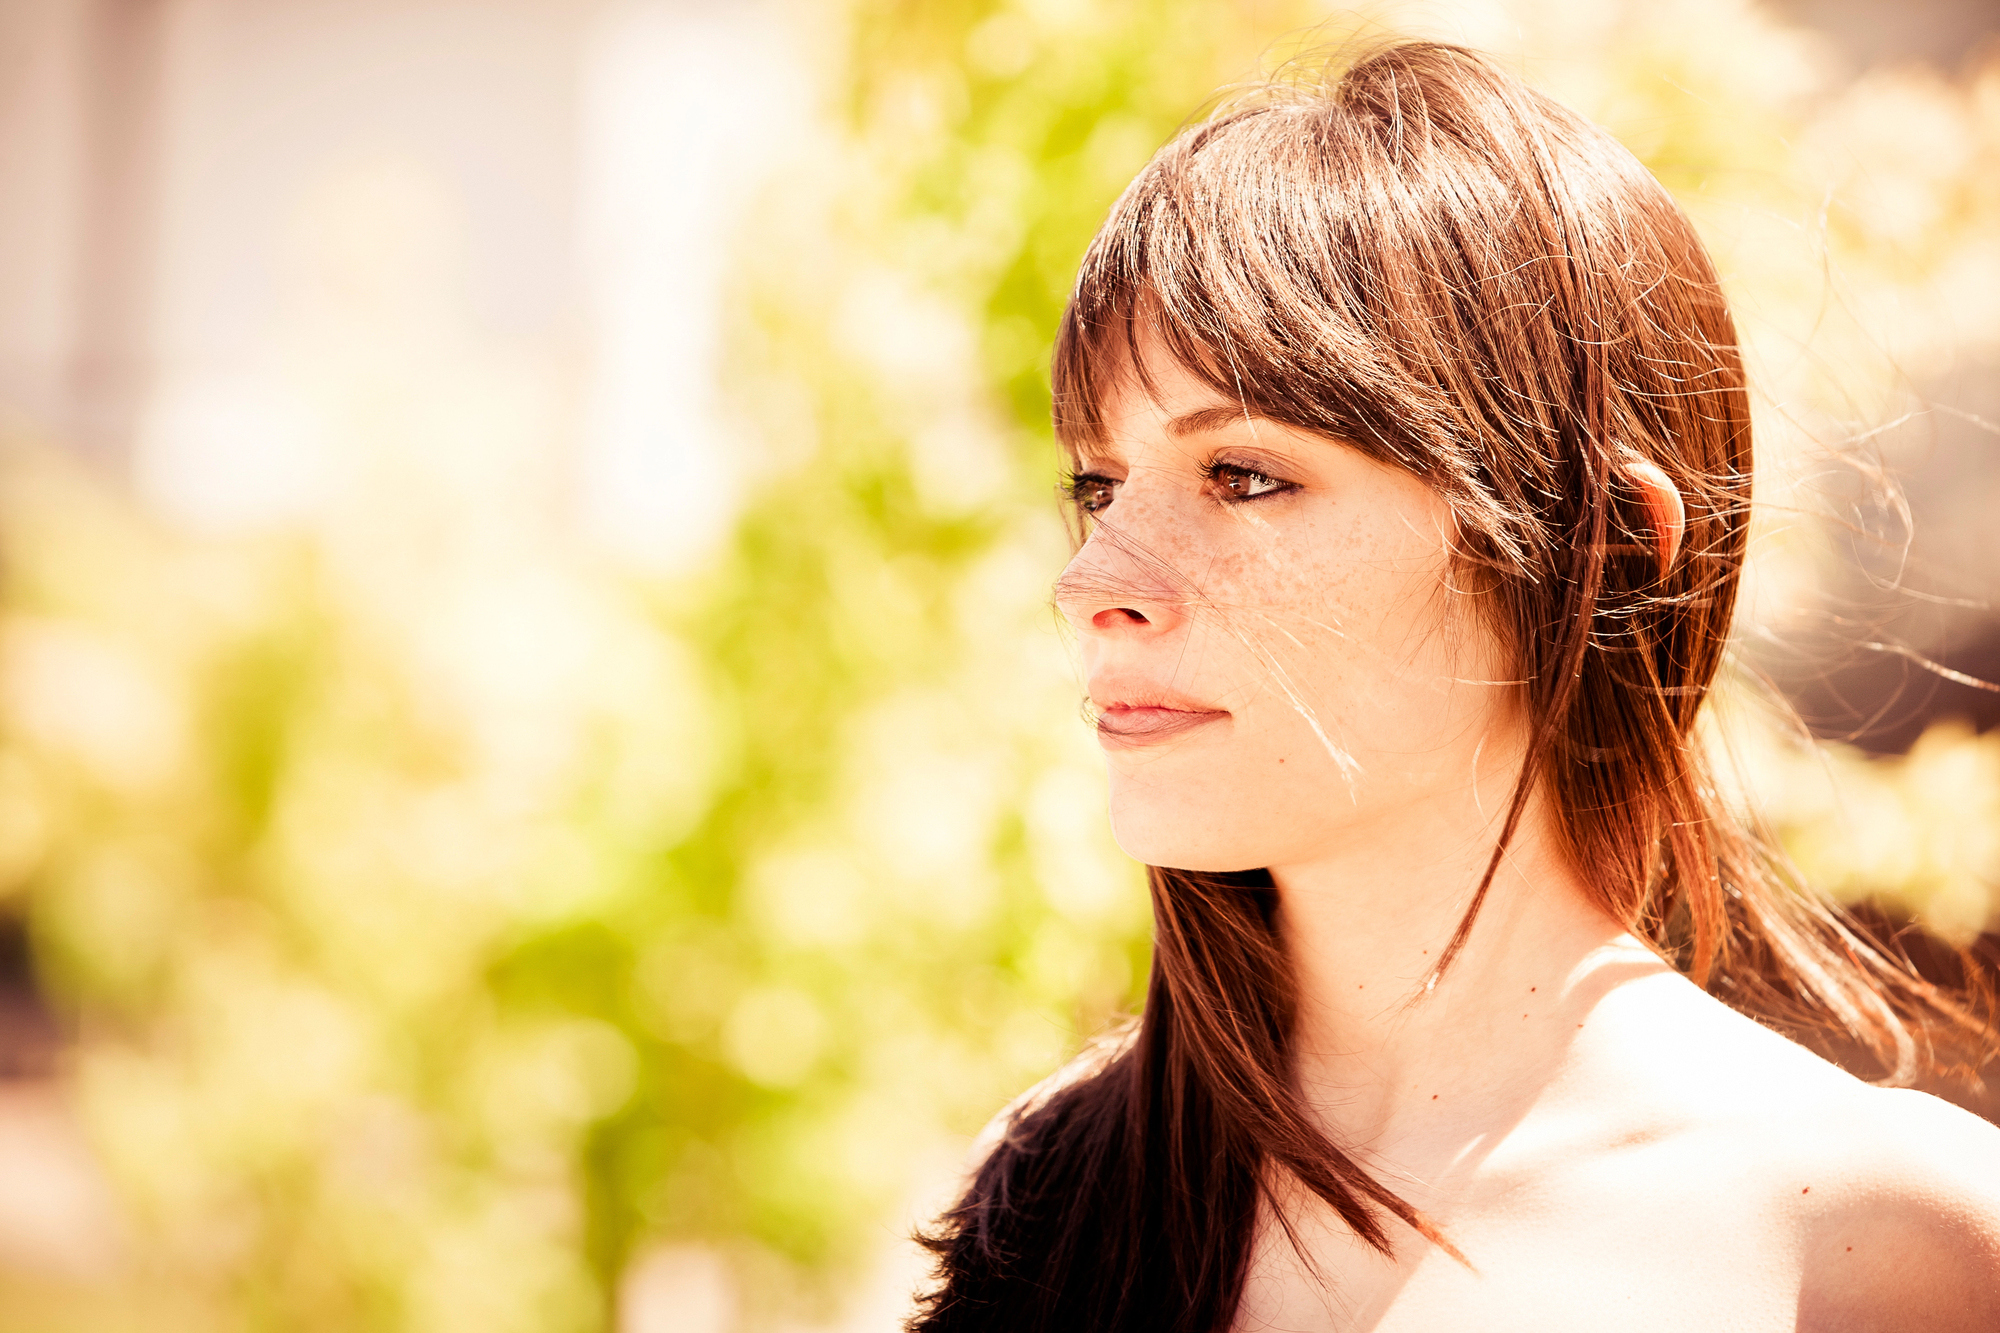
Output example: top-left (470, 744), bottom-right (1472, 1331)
top-left (1064, 335), bottom-right (1236, 452)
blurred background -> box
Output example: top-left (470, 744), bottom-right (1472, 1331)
top-left (0, 0), bottom-right (1994, 1328)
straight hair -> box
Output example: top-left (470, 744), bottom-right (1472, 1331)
top-left (910, 41), bottom-right (1994, 1332)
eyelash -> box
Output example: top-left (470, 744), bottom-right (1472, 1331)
top-left (1199, 460), bottom-right (1297, 503)
top-left (1061, 461), bottom-right (1298, 517)
top-left (1063, 471), bottom-right (1119, 516)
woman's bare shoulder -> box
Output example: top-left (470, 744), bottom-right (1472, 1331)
top-left (1664, 990), bottom-right (2000, 1324)
top-left (1789, 1084), bottom-right (2000, 1329)
top-left (1583, 972), bottom-right (2000, 1322)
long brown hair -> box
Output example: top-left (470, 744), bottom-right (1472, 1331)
top-left (911, 41), bottom-right (1992, 1331)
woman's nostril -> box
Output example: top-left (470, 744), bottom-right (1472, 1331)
top-left (1093, 606), bottom-right (1151, 630)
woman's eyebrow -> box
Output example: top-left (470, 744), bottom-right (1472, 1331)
top-left (1166, 404), bottom-right (1268, 438)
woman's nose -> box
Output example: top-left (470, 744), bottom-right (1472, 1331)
top-left (1054, 523), bottom-right (1193, 638)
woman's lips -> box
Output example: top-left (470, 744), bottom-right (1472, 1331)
top-left (1095, 704), bottom-right (1228, 748)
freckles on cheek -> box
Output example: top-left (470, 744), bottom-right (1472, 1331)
top-left (1194, 502), bottom-right (1437, 675)
top-left (1226, 511), bottom-right (1291, 574)
top-left (1215, 534), bottom-right (1365, 630)
top-left (1202, 523), bottom-right (1330, 610)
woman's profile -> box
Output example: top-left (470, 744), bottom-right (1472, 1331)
top-left (908, 41), bottom-right (2000, 1331)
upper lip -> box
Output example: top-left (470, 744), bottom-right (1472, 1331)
top-left (1087, 684), bottom-right (1227, 716)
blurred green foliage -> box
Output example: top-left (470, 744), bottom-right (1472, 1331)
top-left (0, 2), bottom-right (1996, 1331)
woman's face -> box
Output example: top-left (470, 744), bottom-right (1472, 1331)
top-left (1055, 345), bottom-right (1522, 874)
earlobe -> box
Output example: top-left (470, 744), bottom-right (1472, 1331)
top-left (1621, 454), bottom-right (1685, 580)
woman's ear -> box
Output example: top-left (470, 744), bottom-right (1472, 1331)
top-left (1621, 453), bottom-right (1685, 579)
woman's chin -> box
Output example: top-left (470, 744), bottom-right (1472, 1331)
top-left (1108, 809), bottom-right (1268, 875)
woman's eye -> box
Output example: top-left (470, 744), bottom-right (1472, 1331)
top-left (1065, 473), bottom-right (1119, 515)
top-left (1209, 463), bottom-right (1292, 501)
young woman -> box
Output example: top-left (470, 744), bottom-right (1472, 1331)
top-left (910, 41), bottom-right (2000, 1332)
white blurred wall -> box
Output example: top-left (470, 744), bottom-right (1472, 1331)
top-left (0, 0), bottom-right (91, 441)
top-left (0, 0), bottom-right (798, 566)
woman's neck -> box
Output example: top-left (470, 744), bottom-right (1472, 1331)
top-left (1269, 791), bottom-right (1667, 1158)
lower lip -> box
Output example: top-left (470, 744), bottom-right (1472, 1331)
top-left (1096, 707), bottom-right (1228, 749)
